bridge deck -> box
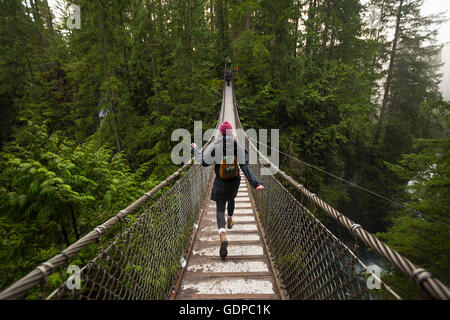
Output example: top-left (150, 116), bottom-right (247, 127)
top-left (174, 170), bottom-right (281, 300)
top-left (173, 83), bottom-right (282, 300)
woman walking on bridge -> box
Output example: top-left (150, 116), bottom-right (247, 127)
top-left (191, 121), bottom-right (264, 258)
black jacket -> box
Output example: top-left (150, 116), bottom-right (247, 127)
top-left (194, 136), bottom-right (261, 201)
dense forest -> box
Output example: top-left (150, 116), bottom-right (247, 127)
top-left (0, 0), bottom-right (448, 299)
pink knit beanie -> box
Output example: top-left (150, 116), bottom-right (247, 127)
top-left (219, 121), bottom-right (233, 136)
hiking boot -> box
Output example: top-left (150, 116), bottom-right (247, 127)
top-left (219, 231), bottom-right (228, 258)
top-left (227, 216), bottom-right (234, 229)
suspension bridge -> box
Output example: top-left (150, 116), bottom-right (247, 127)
top-left (0, 73), bottom-right (449, 300)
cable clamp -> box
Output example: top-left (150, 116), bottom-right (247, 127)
top-left (351, 224), bottom-right (362, 232)
top-left (36, 266), bottom-right (47, 276)
top-left (94, 225), bottom-right (106, 235)
top-left (412, 268), bottom-right (426, 277)
top-left (116, 210), bottom-right (128, 221)
top-left (42, 262), bottom-right (55, 273)
top-left (60, 252), bottom-right (70, 264)
top-left (36, 262), bottom-right (55, 276)
top-left (413, 268), bottom-right (433, 282)
top-left (412, 268), bottom-right (434, 292)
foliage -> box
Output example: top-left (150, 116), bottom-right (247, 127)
top-left (378, 104), bottom-right (450, 297)
top-left (0, 121), bottom-right (151, 290)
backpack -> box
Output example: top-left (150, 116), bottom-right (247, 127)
top-left (219, 154), bottom-right (239, 179)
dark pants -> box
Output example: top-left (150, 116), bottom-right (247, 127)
top-left (216, 198), bottom-right (235, 229)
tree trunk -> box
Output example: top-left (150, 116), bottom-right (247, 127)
top-left (371, 0), bottom-right (388, 68)
top-left (146, 0), bottom-right (158, 90)
top-left (217, 0), bottom-right (227, 62)
top-left (244, 11), bottom-right (250, 30)
top-left (118, 1), bottom-right (131, 92)
top-left (29, 0), bottom-right (46, 48)
top-left (376, 0), bottom-right (404, 141)
top-left (98, 0), bottom-right (122, 151)
top-left (328, 29), bottom-right (336, 60)
top-left (14, 2), bottom-right (36, 83)
top-left (69, 205), bottom-right (80, 240)
top-left (160, 0), bottom-right (167, 33)
top-left (61, 222), bottom-right (70, 247)
top-left (146, 0), bottom-right (159, 106)
top-left (293, 0), bottom-right (300, 59)
top-left (42, 0), bottom-right (54, 37)
top-left (304, 0), bottom-right (317, 70)
top-left (187, 1), bottom-right (194, 76)
top-left (321, 2), bottom-right (330, 55)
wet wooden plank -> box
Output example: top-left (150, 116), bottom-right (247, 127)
top-left (176, 276), bottom-right (277, 297)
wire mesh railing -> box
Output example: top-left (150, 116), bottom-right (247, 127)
top-left (248, 165), bottom-right (399, 299)
top-left (47, 162), bottom-right (213, 300)
top-left (231, 76), bottom-right (449, 300)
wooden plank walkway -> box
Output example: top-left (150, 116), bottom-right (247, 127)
top-left (171, 82), bottom-right (282, 300)
top-left (174, 170), bottom-right (281, 300)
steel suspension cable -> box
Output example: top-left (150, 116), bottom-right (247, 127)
top-left (248, 137), bottom-right (450, 228)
